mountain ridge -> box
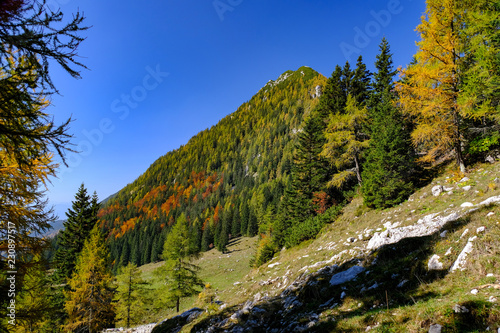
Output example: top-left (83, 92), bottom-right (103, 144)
top-left (97, 66), bottom-right (327, 271)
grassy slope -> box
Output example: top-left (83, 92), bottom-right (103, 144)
top-left (132, 160), bottom-right (500, 331)
top-left (135, 236), bottom-right (258, 324)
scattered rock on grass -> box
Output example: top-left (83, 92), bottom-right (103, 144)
top-left (429, 323), bottom-right (442, 333)
top-left (432, 185), bottom-right (443, 196)
top-left (428, 255), bottom-right (443, 270)
top-left (453, 304), bottom-right (469, 313)
top-left (450, 236), bottom-right (477, 272)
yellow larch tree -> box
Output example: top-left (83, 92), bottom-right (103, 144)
top-left (65, 226), bottom-right (115, 333)
top-left (321, 94), bottom-right (370, 188)
top-left (396, 0), bottom-right (468, 172)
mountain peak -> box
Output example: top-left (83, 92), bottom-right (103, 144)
top-left (262, 66), bottom-right (321, 91)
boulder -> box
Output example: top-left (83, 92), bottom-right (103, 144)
top-left (432, 185), bottom-right (444, 196)
top-left (330, 265), bottom-right (365, 286)
top-left (453, 304), bottom-right (469, 313)
top-left (151, 308), bottom-right (203, 333)
top-left (429, 324), bottom-right (442, 333)
top-left (367, 212), bottom-right (460, 250)
top-left (428, 255), bottom-right (443, 270)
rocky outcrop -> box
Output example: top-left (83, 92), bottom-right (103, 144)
top-left (151, 308), bottom-right (203, 333)
top-left (367, 212), bottom-right (460, 250)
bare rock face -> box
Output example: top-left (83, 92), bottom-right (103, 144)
top-left (367, 212), bottom-right (460, 250)
top-left (151, 308), bottom-right (203, 333)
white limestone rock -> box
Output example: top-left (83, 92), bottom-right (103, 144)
top-left (479, 195), bottom-right (500, 206)
top-left (459, 229), bottom-right (469, 239)
top-left (428, 255), bottom-right (444, 270)
top-left (450, 236), bottom-right (477, 272)
top-left (432, 185), bottom-right (444, 196)
top-left (453, 304), bottom-right (469, 313)
top-left (367, 212), bottom-right (460, 250)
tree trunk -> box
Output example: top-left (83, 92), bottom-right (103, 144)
top-left (354, 154), bottom-right (362, 185)
top-left (127, 273), bottom-right (132, 328)
top-left (456, 139), bottom-right (466, 173)
top-left (176, 297), bottom-right (180, 313)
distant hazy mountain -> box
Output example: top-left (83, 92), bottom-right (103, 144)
top-left (44, 219), bottom-right (66, 238)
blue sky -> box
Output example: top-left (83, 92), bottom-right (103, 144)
top-left (46, 0), bottom-right (426, 219)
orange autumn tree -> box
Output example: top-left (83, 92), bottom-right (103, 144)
top-left (396, 0), bottom-right (468, 172)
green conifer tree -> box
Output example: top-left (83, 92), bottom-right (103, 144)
top-left (316, 65), bottom-right (346, 119)
top-left (115, 263), bottom-right (147, 328)
top-left (293, 115), bottom-right (328, 206)
top-left (362, 38), bottom-right (416, 208)
top-left (201, 220), bottom-right (214, 252)
top-left (156, 213), bottom-right (203, 313)
top-left (216, 212), bottom-right (229, 253)
top-left (54, 184), bottom-right (99, 281)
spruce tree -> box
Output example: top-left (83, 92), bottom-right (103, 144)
top-left (239, 201), bottom-right (249, 236)
top-left (231, 208), bottom-right (241, 237)
top-left (246, 211), bottom-right (259, 237)
top-left (293, 115), bottom-right (328, 206)
top-left (201, 219), bottom-right (214, 251)
top-left (362, 38), bottom-right (416, 208)
top-left (351, 55), bottom-right (371, 106)
top-left (156, 213), bottom-right (203, 313)
top-left (316, 65), bottom-right (346, 119)
top-left (54, 184), bottom-right (99, 281)
top-left (216, 212), bottom-right (229, 253)
top-left (65, 226), bottom-right (115, 333)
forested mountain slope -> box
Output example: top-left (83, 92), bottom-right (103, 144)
top-left (97, 67), bottom-right (327, 271)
